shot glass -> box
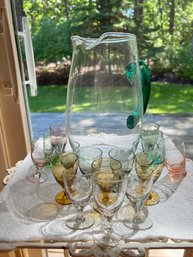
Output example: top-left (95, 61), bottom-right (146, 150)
top-left (141, 123), bottom-right (160, 150)
top-left (50, 124), bottom-right (67, 152)
top-left (160, 136), bottom-right (186, 181)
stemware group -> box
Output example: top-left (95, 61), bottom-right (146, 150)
top-left (27, 122), bottom-right (168, 246)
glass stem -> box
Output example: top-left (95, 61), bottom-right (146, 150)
top-left (34, 168), bottom-right (41, 178)
top-left (133, 208), bottom-right (142, 224)
top-left (75, 205), bottom-right (85, 223)
top-left (103, 215), bottom-right (113, 234)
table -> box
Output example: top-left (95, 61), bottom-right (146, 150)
top-left (1, 152), bottom-right (193, 257)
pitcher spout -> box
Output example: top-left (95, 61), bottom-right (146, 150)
top-left (71, 35), bottom-right (98, 50)
top-left (71, 32), bottom-right (135, 50)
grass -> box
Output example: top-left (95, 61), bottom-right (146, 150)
top-left (27, 82), bottom-right (193, 114)
top-left (148, 82), bottom-right (193, 113)
top-left (27, 85), bottom-right (67, 112)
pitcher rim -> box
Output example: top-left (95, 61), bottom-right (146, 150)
top-left (71, 32), bottom-right (136, 47)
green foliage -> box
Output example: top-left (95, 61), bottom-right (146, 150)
top-left (32, 18), bottom-right (72, 63)
top-left (23, 0), bottom-right (193, 81)
top-left (176, 43), bottom-right (193, 80)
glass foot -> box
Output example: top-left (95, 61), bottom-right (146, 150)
top-left (145, 191), bottom-right (160, 206)
top-left (117, 204), bottom-right (135, 220)
top-left (26, 203), bottom-right (59, 222)
top-left (65, 214), bottom-right (95, 230)
top-left (117, 204), bottom-right (148, 221)
top-left (124, 218), bottom-right (153, 230)
top-left (85, 210), bottom-right (102, 228)
top-left (55, 190), bottom-right (71, 205)
top-left (93, 232), bottom-right (122, 247)
top-left (26, 166), bottom-right (47, 183)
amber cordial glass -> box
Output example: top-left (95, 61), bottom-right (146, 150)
top-left (50, 151), bottom-right (78, 205)
top-left (135, 151), bottom-right (164, 205)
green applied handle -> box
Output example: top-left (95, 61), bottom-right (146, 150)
top-left (127, 60), bottom-right (151, 129)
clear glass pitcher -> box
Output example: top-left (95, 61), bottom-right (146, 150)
top-left (66, 32), bottom-right (150, 150)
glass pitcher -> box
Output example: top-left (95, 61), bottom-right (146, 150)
top-left (66, 32), bottom-right (150, 150)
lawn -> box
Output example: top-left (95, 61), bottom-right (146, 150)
top-left (148, 82), bottom-right (193, 113)
top-left (27, 82), bottom-right (193, 114)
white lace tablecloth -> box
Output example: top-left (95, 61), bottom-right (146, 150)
top-left (1, 152), bottom-right (193, 254)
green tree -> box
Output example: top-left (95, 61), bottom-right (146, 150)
top-left (23, 0), bottom-right (193, 81)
